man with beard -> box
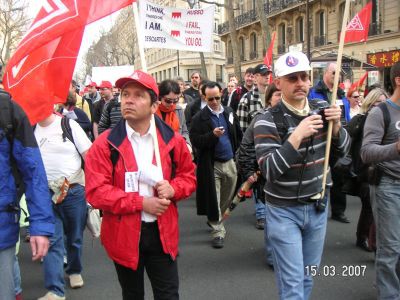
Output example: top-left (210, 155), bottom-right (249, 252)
top-left (183, 71), bottom-right (201, 103)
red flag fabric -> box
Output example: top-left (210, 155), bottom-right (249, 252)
top-left (4, 0), bottom-right (135, 124)
top-left (344, 2), bottom-right (372, 43)
top-left (351, 71), bottom-right (368, 90)
top-left (264, 31), bottom-right (276, 68)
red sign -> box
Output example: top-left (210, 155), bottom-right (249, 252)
top-left (367, 50), bottom-right (400, 68)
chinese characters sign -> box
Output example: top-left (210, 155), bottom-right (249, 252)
top-left (139, 0), bottom-right (215, 52)
top-left (367, 50), bottom-right (400, 68)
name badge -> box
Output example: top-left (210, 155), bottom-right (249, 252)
top-left (125, 172), bottom-right (138, 193)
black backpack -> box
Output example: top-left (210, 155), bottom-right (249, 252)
top-left (0, 91), bottom-right (26, 212)
top-left (347, 102), bottom-right (391, 184)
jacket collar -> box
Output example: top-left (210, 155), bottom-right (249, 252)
top-left (107, 114), bottom-right (174, 148)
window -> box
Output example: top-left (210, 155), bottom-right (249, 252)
top-left (296, 17), bottom-right (304, 43)
top-left (318, 11), bottom-right (325, 36)
top-left (239, 37), bottom-right (245, 60)
top-left (214, 40), bottom-right (221, 52)
top-left (227, 40), bottom-right (233, 57)
top-left (250, 33), bottom-right (257, 52)
top-left (278, 23), bottom-right (286, 54)
top-left (338, 2), bottom-right (345, 33)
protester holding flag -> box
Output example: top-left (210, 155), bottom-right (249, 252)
top-left (84, 70), bottom-right (196, 300)
top-left (254, 51), bottom-right (350, 300)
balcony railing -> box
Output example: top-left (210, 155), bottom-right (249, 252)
top-left (218, 0), bottom-right (300, 35)
top-left (277, 44), bottom-right (286, 54)
top-left (250, 51), bottom-right (258, 60)
top-left (314, 35), bottom-right (326, 47)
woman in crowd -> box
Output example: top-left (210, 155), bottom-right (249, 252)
top-left (347, 87), bottom-right (389, 252)
top-left (156, 79), bottom-right (191, 150)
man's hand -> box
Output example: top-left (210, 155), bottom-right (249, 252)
top-left (155, 180), bottom-right (175, 199)
top-left (143, 197), bottom-right (171, 216)
top-left (247, 174), bottom-right (257, 184)
top-left (324, 105), bottom-right (342, 136)
top-left (30, 236), bottom-right (50, 261)
top-left (288, 114), bottom-right (323, 149)
top-left (213, 127), bottom-right (225, 137)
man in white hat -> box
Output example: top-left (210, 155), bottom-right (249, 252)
top-left (253, 51), bottom-right (350, 299)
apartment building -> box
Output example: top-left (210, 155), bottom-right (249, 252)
top-left (218, 0), bottom-right (400, 90)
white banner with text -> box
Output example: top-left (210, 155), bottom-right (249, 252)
top-left (139, 0), bottom-right (215, 52)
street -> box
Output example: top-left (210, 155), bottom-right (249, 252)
top-left (19, 194), bottom-right (376, 300)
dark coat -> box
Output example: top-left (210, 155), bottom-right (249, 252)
top-left (189, 106), bottom-right (242, 221)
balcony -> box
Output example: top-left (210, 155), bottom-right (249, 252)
top-left (250, 51), bottom-right (258, 60)
top-left (277, 44), bottom-right (286, 54)
top-left (314, 35), bottom-right (326, 47)
top-left (264, 0), bottom-right (299, 15)
top-left (218, 9), bottom-right (258, 35)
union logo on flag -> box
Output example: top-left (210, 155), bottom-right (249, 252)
top-left (346, 15), bottom-right (364, 31)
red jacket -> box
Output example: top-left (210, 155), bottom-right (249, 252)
top-left (85, 116), bottom-right (196, 270)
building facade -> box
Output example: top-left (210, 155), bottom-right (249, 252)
top-left (218, 0), bottom-right (400, 90)
top-left (145, 0), bottom-right (226, 83)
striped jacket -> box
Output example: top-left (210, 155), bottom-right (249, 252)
top-left (253, 100), bottom-right (350, 206)
top-left (237, 87), bottom-right (263, 133)
top-left (98, 99), bottom-right (122, 135)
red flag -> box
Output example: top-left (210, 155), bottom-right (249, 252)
top-left (264, 31), bottom-right (276, 68)
top-left (4, 0), bottom-right (135, 124)
top-left (351, 71), bottom-right (368, 90)
top-left (344, 2), bottom-right (372, 43)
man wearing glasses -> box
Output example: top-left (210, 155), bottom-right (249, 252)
top-left (189, 81), bottom-right (242, 249)
top-left (183, 71), bottom-right (202, 103)
top-left (253, 52), bottom-right (349, 300)
top-left (309, 63), bottom-right (350, 224)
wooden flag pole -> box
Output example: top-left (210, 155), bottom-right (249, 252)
top-left (132, 2), bottom-right (163, 175)
top-left (320, 0), bottom-right (351, 198)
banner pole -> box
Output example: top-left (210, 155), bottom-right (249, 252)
top-left (320, 0), bottom-right (351, 199)
top-left (132, 2), bottom-right (162, 175)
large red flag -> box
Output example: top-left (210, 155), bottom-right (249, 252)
top-left (4, 0), bottom-right (135, 124)
top-left (264, 31), bottom-right (276, 68)
top-left (344, 2), bottom-right (372, 43)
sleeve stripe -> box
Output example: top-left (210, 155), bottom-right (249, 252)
top-left (276, 149), bottom-right (290, 168)
top-left (271, 154), bottom-right (283, 174)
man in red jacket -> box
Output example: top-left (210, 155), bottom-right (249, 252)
top-left (85, 70), bottom-right (196, 300)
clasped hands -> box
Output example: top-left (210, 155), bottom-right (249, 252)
top-left (143, 180), bottom-right (175, 216)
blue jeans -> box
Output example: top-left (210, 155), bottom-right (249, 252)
top-left (371, 176), bottom-right (400, 300)
top-left (265, 202), bottom-right (328, 300)
top-left (44, 185), bottom-right (87, 296)
top-left (253, 190), bottom-right (266, 220)
top-left (0, 246), bottom-right (15, 300)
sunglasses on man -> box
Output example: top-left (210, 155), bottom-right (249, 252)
top-left (207, 96), bottom-right (221, 102)
top-left (283, 72), bottom-right (310, 83)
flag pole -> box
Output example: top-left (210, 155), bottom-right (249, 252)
top-left (132, 2), bottom-right (163, 175)
top-left (320, 0), bottom-right (351, 199)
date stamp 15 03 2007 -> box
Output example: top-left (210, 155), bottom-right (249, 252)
top-left (305, 265), bottom-right (367, 277)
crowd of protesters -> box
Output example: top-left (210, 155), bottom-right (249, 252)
top-left (0, 54), bottom-right (399, 300)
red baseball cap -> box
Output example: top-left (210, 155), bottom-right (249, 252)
top-left (98, 80), bottom-right (113, 89)
top-left (86, 81), bottom-right (97, 88)
top-left (115, 70), bottom-right (159, 97)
